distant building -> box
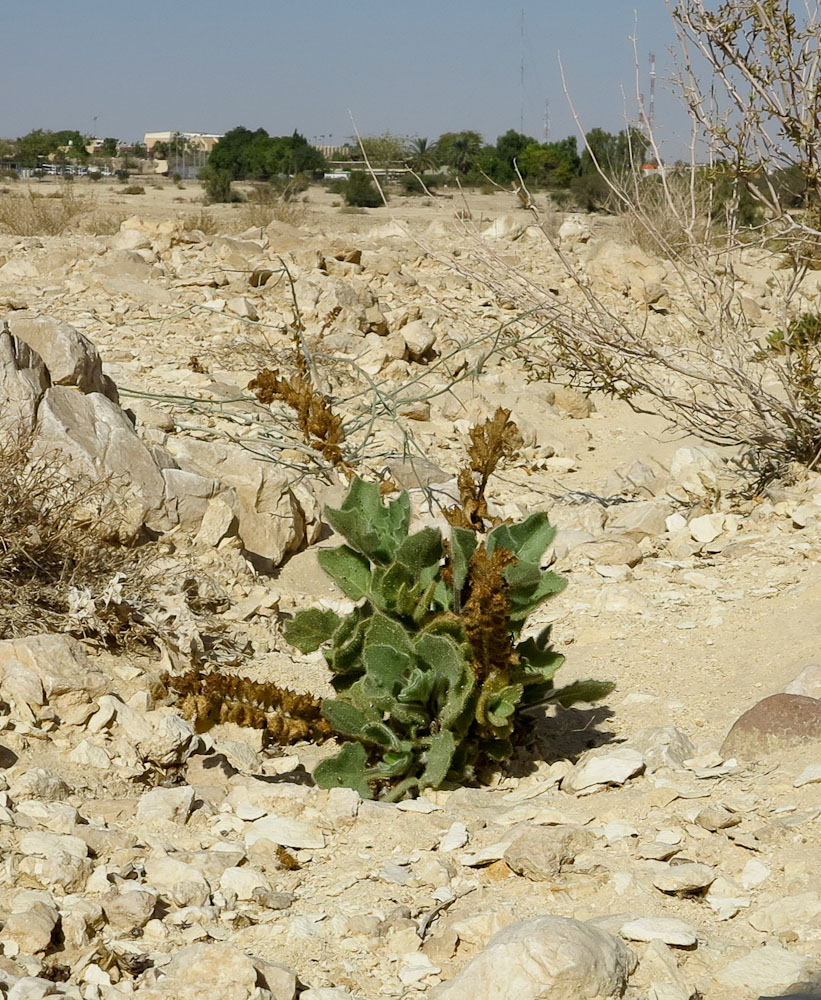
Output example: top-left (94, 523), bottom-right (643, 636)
top-left (143, 131), bottom-right (223, 153)
top-left (313, 143), bottom-right (353, 160)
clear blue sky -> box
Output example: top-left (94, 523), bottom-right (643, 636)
top-left (3, 1), bottom-right (688, 152)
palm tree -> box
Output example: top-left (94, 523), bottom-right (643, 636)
top-left (406, 137), bottom-right (438, 173)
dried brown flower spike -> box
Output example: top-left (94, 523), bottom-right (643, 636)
top-left (445, 407), bottom-right (523, 530)
top-left (166, 670), bottom-right (332, 745)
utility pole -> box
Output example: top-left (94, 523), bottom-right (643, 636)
top-left (544, 99), bottom-right (550, 143)
top-left (519, 8), bottom-right (525, 133)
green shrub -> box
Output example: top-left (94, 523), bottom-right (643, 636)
top-left (345, 171), bottom-right (382, 208)
top-left (400, 172), bottom-right (445, 195)
top-left (285, 478), bottom-right (612, 800)
top-left (199, 166), bottom-right (243, 204)
top-left (121, 185), bottom-right (145, 195)
top-left (115, 169), bottom-right (130, 182)
top-left (325, 177), bottom-right (348, 195)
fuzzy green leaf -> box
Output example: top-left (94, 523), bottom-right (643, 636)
top-left (313, 743), bottom-right (372, 799)
top-left (516, 629), bottom-right (565, 682)
top-left (414, 633), bottom-right (475, 731)
top-left (421, 730), bottom-right (457, 789)
top-left (370, 563), bottom-right (413, 615)
top-left (548, 678), bottom-right (616, 708)
top-left (487, 512), bottom-right (556, 563)
top-left (450, 527), bottom-right (477, 596)
top-left (395, 527), bottom-right (444, 575)
top-left (507, 569), bottom-right (568, 621)
top-left (382, 775), bottom-right (420, 802)
top-left (283, 607), bottom-right (342, 653)
top-left (365, 611), bottom-right (414, 656)
top-left (321, 699), bottom-right (373, 738)
top-left (324, 478), bottom-right (410, 564)
top-left (485, 683), bottom-right (523, 728)
top-left (363, 644), bottom-right (411, 694)
top-left (317, 546), bottom-right (372, 600)
top-left (361, 720), bottom-right (405, 748)
top-left (398, 666), bottom-right (436, 704)
top-left (370, 747), bottom-right (415, 778)
top-left (324, 612), bottom-right (367, 676)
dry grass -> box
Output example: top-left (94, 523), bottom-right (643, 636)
top-left (238, 183), bottom-right (309, 229)
top-left (180, 208), bottom-right (220, 234)
top-left (0, 438), bottom-right (125, 638)
top-left (0, 183), bottom-right (124, 236)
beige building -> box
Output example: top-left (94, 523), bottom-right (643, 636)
top-left (143, 131), bottom-right (223, 153)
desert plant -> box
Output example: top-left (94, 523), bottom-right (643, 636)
top-left (0, 436), bottom-right (122, 638)
top-left (400, 172), bottom-right (445, 195)
top-left (248, 317), bottom-right (349, 469)
top-left (345, 171), bottom-right (382, 208)
top-left (0, 187), bottom-right (121, 236)
top-left (181, 209), bottom-right (220, 234)
top-left (165, 671), bottom-right (332, 744)
top-left (283, 475), bottom-right (612, 801)
top-left (199, 166), bottom-right (242, 204)
top-left (240, 181), bottom-right (308, 228)
top-left (121, 184), bottom-right (145, 195)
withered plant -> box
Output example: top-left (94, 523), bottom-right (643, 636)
top-left (248, 305), bottom-right (350, 471)
top-left (444, 406), bottom-right (523, 530)
top-left (165, 670), bottom-right (331, 745)
top-left (0, 437), bottom-right (121, 638)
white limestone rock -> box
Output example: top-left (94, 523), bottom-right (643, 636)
top-left (430, 914), bottom-right (636, 1000)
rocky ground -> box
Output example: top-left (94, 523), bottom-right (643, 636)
top-left (0, 179), bottom-right (820, 1000)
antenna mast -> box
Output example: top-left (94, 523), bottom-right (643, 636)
top-left (543, 99), bottom-right (550, 143)
top-left (649, 51), bottom-right (656, 133)
top-left (519, 9), bottom-right (525, 133)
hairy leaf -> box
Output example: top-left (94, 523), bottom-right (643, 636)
top-left (548, 678), bottom-right (616, 708)
top-left (421, 730), bottom-right (457, 789)
top-left (313, 742), bottom-right (372, 799)
top-left (317, 546), bottom-right (371, 600)
top-left (283, 607), bottom-right (342, 653)
top-left (487, 512), bottom-right (556, 563)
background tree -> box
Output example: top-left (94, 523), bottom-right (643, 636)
top-left (357, 133), bottom-right (408, 171)
top-left (406, 137), bottom-right (438, 173)
top-left (519, 136), bottom-right (581, 188)
top-left (208, 126), bottom-right (325, 180)
top-left (436, 130), bottom-right (483, 175)
top-left (100, 137), bottom-right (119, 157)
top-left (16, 129), bottom-right (89, 167)
top-left (580, 127), bottom-right (650, 176)
top-left (345, 170), bottom-right (383, 207)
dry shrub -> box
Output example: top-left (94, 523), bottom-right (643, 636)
top-left (239, 183), bottom-right (308, 229)
top-left (0, 184), bottom-right (123, 236)
top-left (612, 169), bottom-right (722, 258)
top-left (0, 438), bottom-right (124, 638)
top-left (181, 209), bottom-right (220, 234)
